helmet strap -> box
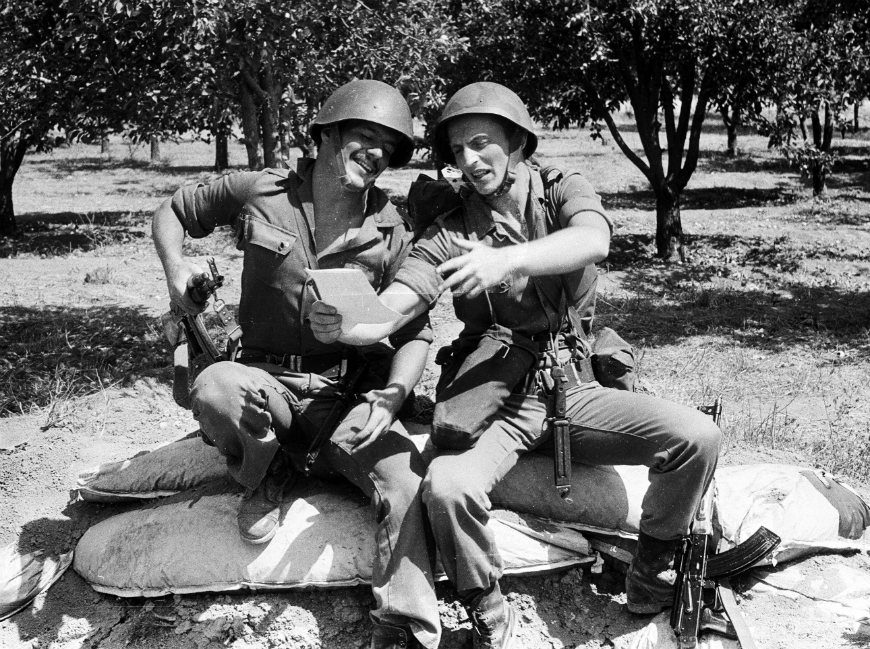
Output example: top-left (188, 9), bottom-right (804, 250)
top-left (470, 128), bottom-right (526, 199)
top-left (329, 123), bottom-right (355, 189)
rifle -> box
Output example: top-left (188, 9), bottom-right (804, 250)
top-left (160, 258), bottom-right (241, 409)
top-left (671, 399), bottom-right (781, 648)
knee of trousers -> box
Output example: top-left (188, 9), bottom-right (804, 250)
top-left (675, 412), bottom-right (723, 468)
top-left (190, 361), bottom-right (247, 415)
top-left (422, 461), bottom-right (489, 521)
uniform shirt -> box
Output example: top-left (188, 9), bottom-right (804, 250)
top-left (170, 158), bottom-right (432, 357)
top-left (395, 162), bottom-right (610, 343)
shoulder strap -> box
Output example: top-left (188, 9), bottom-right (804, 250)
top-left (537, 165), bottom-right (596, 339)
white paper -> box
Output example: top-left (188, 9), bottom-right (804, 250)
top-left (306, 268), bottom-right (400, 332)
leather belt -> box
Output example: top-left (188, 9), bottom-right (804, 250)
top-left (235, 350), bottom-right (353, 378)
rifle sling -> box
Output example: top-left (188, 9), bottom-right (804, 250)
top-left (303, 362), bottom-right (369, 475)
top-left (717, 578), bottom-right (758, 649)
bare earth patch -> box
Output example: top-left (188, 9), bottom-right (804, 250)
top-left (2, 129), bottom-right (869, 648)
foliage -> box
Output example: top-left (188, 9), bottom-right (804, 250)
top-left (757, 0), bottom-right (870, 196)
top-left (0, 0), bottom-right (465, 235)
top-left (444, 0), bottom-right (797, 260)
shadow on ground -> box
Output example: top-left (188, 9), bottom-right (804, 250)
top-left (598, 233), bottom-right (870, 352)
top-left (0, 304), bottom-right (172, 417)
top-left (1, 211), bottom-right (151, 258)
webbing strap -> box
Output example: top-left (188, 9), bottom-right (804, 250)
top-left (717, 579), bottom-right (758, 649)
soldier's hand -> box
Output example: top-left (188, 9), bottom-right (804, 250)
top-left (437, 236), bottom-right (520, 299)
top-left (166, 259), bottom-right (207, 315)
top-left (348, 384), bottom-right (406, 451)
top-left (309, 300), bottom-right (344, 344)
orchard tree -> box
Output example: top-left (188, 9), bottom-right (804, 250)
top-left (445, 0), bottom-right (796, 260)
top-left (763, 0), bottom-right (870, 196)
top-left (0, 2), bottom-right (69, 237)
top-left (208, 0), bottom-right (464, 170)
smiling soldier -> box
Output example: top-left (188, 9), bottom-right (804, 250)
top-left (152, 80), bottom-right (440, 649)
top-left (311, 82), bottom-right (722, 648)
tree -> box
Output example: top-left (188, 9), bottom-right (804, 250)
top-left (762, 0), bottom-right (870, 196)
top-left (0, 0), bottom-right (464, 236)
top-left (445, 0), bottom-right (798, 260)
top-left (0, 2), bottom-right (69, 237)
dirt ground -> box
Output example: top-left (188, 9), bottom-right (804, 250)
top-left (1, 122), bottom-right (869, 648)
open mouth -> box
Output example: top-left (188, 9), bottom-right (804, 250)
top-left (470, 168), bottom-right (491, 181)
top-left (351, 154), bottom-right (375, 175)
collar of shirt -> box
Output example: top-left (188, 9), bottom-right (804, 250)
top-left (461, 162), bottom-right (547, 244)
top-left (293, 158), bottom-right (404, 263)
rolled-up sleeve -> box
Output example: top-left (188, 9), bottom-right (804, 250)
top-left (555, 173), bottom-right (612, 231)
top-left (392, 220), bottom-right (456, 306)
top-left (170, 172), bottom-right (260, 238)
top-left (389, 311), bottom-right (434, 347)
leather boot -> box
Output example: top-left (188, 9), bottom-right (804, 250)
top-left (370, 616), bottom-right (422, 649)
top-left (237, 450), bottom-right (297, 544)
top-left (625, 531), bottom-right (682, 614)
top-left (463, 582), bottom-right (518, 649)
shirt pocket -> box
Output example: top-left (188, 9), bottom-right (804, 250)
top-left (241, 215), bottom-right (297, 287)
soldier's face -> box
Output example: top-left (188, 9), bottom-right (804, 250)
top-left (334, 120), bottom-right (399, 191)
top-left (447, 115), bottom-right (511, 195)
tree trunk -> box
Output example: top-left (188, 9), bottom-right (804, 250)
top-left (258, 59), bottom-right (282, 169)
top-left (0, 133), bottom-right (28, 238)
top-left (810, 103), bottom-right (833, 197)
top-left (100, 128), bottom-right (110, 154)
top-left (215, 130), bottom-right (229, 172)
top-left (654, 187), bottom-right (684, 261)
top-left (150, 135), bottom-right (160, 162)
top-left (855, 103), bottom-right (860, 132)
top-left (239, 80), bottom-right (263, 171)
top-left (721, 107), bottom-right (739, 157)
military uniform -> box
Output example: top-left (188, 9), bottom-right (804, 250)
top-left (395, 160), bottom-right (722, 596)
top-left (171, 158), bottom-right (440, 648)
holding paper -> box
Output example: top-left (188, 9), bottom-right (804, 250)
top-left (306, 268), bottom-right (401, 338)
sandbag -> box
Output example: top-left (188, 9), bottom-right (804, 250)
top-left (1, 544), bottom-right (73, 621)
top-left (491, 454), bottom-right (649, 537)
top-left (75, 435), bottom-right (228, 502)
top-left (74, 437), bottom-right (870, 565)
top-left (73, 482), bottom-right (591, 597)
top-left (715, 464), bottom-right (870, 564)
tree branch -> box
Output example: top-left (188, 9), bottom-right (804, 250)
top-left (586, 83), bottom-right (652, 183)
top-left (674, 66), bottom-right (713, 192)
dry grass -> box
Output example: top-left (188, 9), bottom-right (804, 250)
top-left (2, 121), bottom-right (869, 482)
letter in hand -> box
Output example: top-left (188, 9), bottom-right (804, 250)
top-left (309, 300), bottom-right (344, 344)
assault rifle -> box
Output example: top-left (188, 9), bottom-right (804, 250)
top-left (161, 258), bottom-right (241, 409)
top-left (671, 400), bottom-right (781, 648)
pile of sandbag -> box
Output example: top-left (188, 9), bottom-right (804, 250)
top-left (71, 428), bottom-right (870, 597)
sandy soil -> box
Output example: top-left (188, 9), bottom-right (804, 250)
top-left (2, 130), bottom-right (869, 648)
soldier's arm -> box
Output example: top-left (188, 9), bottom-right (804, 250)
top-left (153, 199), bottom-right (207, 314)
top-left (152, 172), bottom-right (258, 314)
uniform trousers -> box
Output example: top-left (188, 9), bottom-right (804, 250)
top-left (190, 360), bottom-right (440, 649)
top-left (422, 380), bottom-right (722, 592)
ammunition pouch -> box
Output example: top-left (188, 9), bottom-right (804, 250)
top-left (431, 324), bottom-right (541, 450)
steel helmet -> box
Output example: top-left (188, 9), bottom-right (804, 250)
top-left (309, 80), bottom-right (415, 168)
top-left (432, 82), bottom-right (537, 165)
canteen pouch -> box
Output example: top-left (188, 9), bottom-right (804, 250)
top-left (590, 327), bottom-right (636, 391)
top-left (432, 324), bottom-right (540, 450)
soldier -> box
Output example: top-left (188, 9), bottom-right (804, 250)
top-left (311, 82), bottom-right (722, 649)
top-left (152, 80), bottom-right (440, 649)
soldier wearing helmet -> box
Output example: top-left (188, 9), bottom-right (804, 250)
top-left (153, 79), bottom-right (441, 649)
top-left (311, 81), bottom-right (722, 647)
